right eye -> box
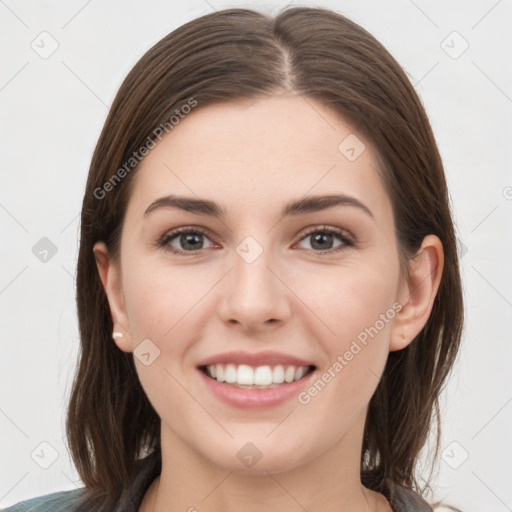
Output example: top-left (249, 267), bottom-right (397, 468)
top-left (158, 227), bottom-right (217, 255)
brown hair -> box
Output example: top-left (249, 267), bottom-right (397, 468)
top-left (67, 6), bottom-right (464, 511)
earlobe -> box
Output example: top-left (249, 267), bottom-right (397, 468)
top-left (93, 241), bottom-right (133, 353)
top-left (390, 235), bottom-right (444, 352)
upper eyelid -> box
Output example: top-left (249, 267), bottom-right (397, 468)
top-left (301, 225), bottom-right (352, 238)
top-left (162, 225), bottom-right (351, 238)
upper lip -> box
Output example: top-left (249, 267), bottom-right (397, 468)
top-left (197, 350), bottom-right (315, 368)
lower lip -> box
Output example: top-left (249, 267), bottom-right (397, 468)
top-left (197, 368), bottom-right (316, 409)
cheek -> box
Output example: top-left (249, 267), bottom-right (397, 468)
top-left (295, 265), bottom-right (397, 429)
top-left (122, 261), bottom-right (206, 341)
top-left (122, 263), bottom-right (203, 410)
top-left (293, 256), bottom-right (399, 409)
top-left (298, 258), bottom-right (398, 347)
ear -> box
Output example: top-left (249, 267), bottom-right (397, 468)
top-left (390, 234), bottom-right (444, 351)
top-left (93, 241), bottom-right (133, 353)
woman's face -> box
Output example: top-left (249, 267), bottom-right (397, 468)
top-left (95, 94), bottom-right (417, 475)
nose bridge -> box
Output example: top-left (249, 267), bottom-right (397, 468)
top-left (218, 234), bottom-right (291, 329)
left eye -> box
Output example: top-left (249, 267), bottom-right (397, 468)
top-left (295, 227), bottom-right (354, 253)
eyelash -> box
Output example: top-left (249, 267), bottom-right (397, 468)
top-left (156, 225), bottom-right (355, 256)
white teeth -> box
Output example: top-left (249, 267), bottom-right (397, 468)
top-left (204, 363), bottom-right (311, 387)
top-left (254, 366), bottom-right (273, 386)
top-left (237, 364), bottom-right (254, 385)
top-left (272, 365), bottom-right (285, 383)
top-left (215, 364), bottom-right (225, 382)
top-left (294, 366), bottom-right (306, 380)
top-left (284, 366), bottom-right (295, 383)
top-left (225, 364), bottom-right (237, 383)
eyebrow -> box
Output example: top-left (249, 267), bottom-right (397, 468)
top-left (143, 193), bottom-right (374, 219)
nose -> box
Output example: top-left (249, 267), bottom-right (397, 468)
top-left (217, 241), bottom-right (292, 333)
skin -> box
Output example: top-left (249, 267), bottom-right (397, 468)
top-left (94, 93), bottom-right (443, 512)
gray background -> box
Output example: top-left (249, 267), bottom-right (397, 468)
top-left (1, 0), bottom-right (511, 510)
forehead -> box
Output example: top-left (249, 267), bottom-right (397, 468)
top-left (125, 94), bottom-right (391, 221)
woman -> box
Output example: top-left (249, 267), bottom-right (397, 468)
top-left (3, 6), bottom-right (463, 512)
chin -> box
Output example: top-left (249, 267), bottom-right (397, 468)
top-left (198, 435), bottom-right (313, 475)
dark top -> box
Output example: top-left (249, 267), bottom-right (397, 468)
top-left (2, 450), bottom-right (433, 511)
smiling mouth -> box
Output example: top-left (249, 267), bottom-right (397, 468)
top-left (198, 363), bottom-right (316, 389)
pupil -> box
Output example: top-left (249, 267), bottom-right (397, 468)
top-left (182, 233), bottom-right (202, 250)
top-left (312, 233), bottom-right (332, 250)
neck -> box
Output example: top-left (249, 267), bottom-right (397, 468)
top-left (145, 417), bottom-right (390, 512)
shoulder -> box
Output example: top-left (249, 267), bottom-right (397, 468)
top-left (391, 484), bottom-right (433, 512)
top-left (1, 450), bottom-right (161, 512)
top-left (0, 488), bottom-right (85, 512)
